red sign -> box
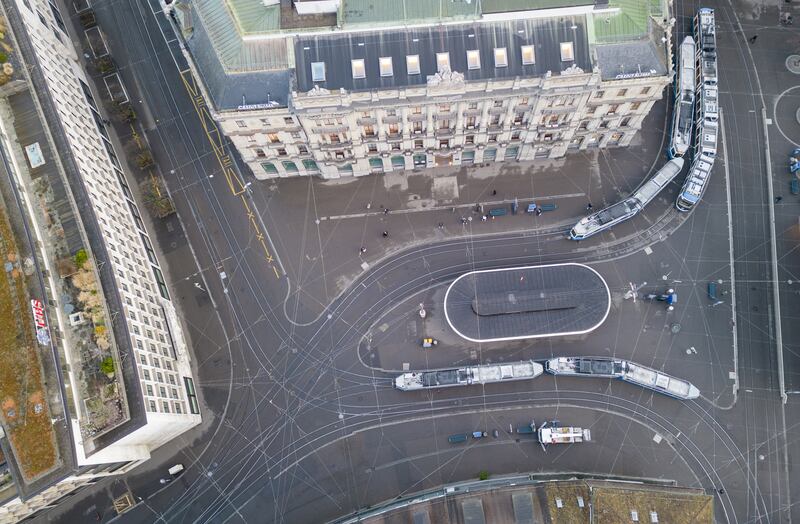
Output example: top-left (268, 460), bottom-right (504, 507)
top-left (31, 299), bottom-right (47, 329)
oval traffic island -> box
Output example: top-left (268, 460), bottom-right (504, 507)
top-left (443, 263), bottom-right (610, 343)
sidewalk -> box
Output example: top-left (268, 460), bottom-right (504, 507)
top-left (253, 101), bottom-right (669, 322)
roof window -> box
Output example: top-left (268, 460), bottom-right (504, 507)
top-left (311, 61), bottom-right (326, 82)
top-left (521, 45), bottom-right (535, 65)
top-left (466, 50), bottom-right (480, 70)
top-left (560, 42), bottom-right (574, 62)
top-left (494, 47), bottom-right (508, 68)
top-left (406, 54), bottom-right (420, 75)
top-left (379, 57), bottom-right (393, 77)
top-left (436, 52), bottom-right (450, 72)
top-left (351, 59), bottom-right (366, 79)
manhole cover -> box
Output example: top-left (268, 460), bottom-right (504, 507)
top-left (670, 323), bottom-right (681, 334)
top-left (113, 492), bottom-right (135, 514)
top-left (786, 55), bottom-right (800, 74)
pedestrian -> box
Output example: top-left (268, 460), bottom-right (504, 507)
top-left (492, 190), bottom-right (497, 196)
top-left (535, 207), bottom-right (542, 216)
top-left (360, 246), bottom-right (367, 254)
top-left (438, 222), bottom-right (444, 229)
top-left (775, 196), bottom-right (783, 203)
top-left (718, 488), bottom-right (725, 495)
top-left (748, 34), bottom-right (758, 43)
top-left (586, 202), bottom-right (593, 211)
top-left (384, 208), bottom-right (389, 215)
top-left (481, 215), bottom-right (488, 222)
top-left (382, 230), bottom-right (388, 237)
top-left (366, 202), bottom-right (371, 210)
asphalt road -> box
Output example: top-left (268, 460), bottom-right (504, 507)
top-left (35, 0), bottom-right (798, 523)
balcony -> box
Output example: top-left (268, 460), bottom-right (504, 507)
top-left (487, 123), bottom-right (503, 132)
top-left (464, 124), bottom-right (480, 132)
top-left (408, 113), bottom-right (426, 122)
top-left (434, 128), bottom-right (455, 139)
top-left (515, 103), bottom-right (531, 112)
top-left (319, 140), bottom-right (352, 151)
top-left (361, 134), bottom-right (380, 143)
top-left (537, 122), bottom-right (569, 132)
top-left (488, 106), bottom-right (506, 115)
top-left (357, 117), bottom-right (376, 126)
top-left (462, 108), bottom-right (482, 117)
top-left (313, 125), bottom-right (349, 134)
top-left (386, 133), bottom-right (403, 142)
top-left (383, 116), bottom-right (400, 125)
top-left (411, 128), bottom-right (426, 136)
top-left (511, 121), bottom-right (528, 130)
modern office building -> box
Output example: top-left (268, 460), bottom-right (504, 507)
top-left (171, 0), bottom-right (675, 179)
top-left (0, 0), bottom-right (200, 520)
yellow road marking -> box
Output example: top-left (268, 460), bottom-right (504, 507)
top-left (178, 69), bottom-right (279, 277)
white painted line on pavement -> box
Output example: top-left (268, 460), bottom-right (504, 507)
top-left (719, 109), bottom-right (739, 398)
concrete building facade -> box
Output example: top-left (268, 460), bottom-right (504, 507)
top-left (172, 0), bottom-right (675, 180)
top-left (0, 0), bottom-right (200, 520)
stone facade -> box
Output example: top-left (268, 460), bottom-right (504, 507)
top-left (222, 66), bottom-right (667, 180)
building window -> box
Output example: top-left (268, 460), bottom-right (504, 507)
top-left (620, 117), bottom-right (631, 127)
top-left (143, 369), bottom-right (151, 380)
top-left (268, 133), bottom-right (280, 143)
top-left (364, 125), bottom-right (375, 137)
top-left (146, 384), bottom-right (154, 396)
top-left (468, 102), bottom-right (478, 110)
top-left (462, 150), bottom-right (475, 164)
top-left (466, 50), bottom-right (481, 70)
top-left (465, 134), bottom-right (475, 144)
top-left (494, 47), bottom-right (508, 68)
top-left (413, 121), bottom-right (423, 133)
top-left (302, 160), bottom-right (319, 172)
top-left (520, 97), bottom-right (529, 105)
top-left (439, 139), bottom-right (450, 149)
top-left (152, 267), bottom-right (170, 300)
top-left (162, 402), bottom-right (170, 413)
top-left (388, 123), bottom-right (400, 135)
top-left (369, 158), bottom-right (384, 172)
top-left (490, 115), bottom-right (500, 125)
top-left (617, 88), bottom-right (628, 97)
top-left (282, 161), bottom-right (298, 173)
top-left (493, 100), bottom-right (503, 108)
top-left (641, 86), bottom-right (652, 95)
top-left (436, 52), bottom-right (450, 72)
top-left (386, 109), bottom-right (396, 117)
top-left (511, 131), bottom-right (521, 140)
top-left (607, 104), bottom-right (619, 115)
top-left (235, 120), bottom-right (246, 128)
top-left (379, 57), bottom-right (393, 77)
top-left (291, 131), bottom-right (301, 139)
top-left (438, 119), bottom-right (450, 130)
top-left (255, 148), bottom-right (266, 158)
top-left (329, 134), bottom-right (341, 144)
top-left (489, 134), bottom-right (498, 143)
top-left (277, 148), bottom-right (287, 157)
top-left (407, 55), bottom-right (421, 75)
top-left (412, 106), bottom-right (422, 114)
top-left (338, 164), bottom-right (353, 176)
top-left (505, 146), bottom-right (519, 159)
top-left (391, 156), bottom-right (405, 168)
top-left (599, 120), bottom-right (609, 129)
top-left (521, 45), bottom-right (535, 65)
top-left (351, 59), bottom-right (366, 79)
top-left (311, 61), bottom-right (326, 82)
top-left (414, 139), bottom-right (424, 149)
top-left (261, 162), bottom-right (278, 175)
top-left (631, 102), bottom-right (642, 111)
top-left (298, 145), bottom-right (308, 154)
top-left (284, 117), bottom-right (295, 125)
top-left (175, 403), bottom-right (182, 414)
top-left (149, 400), bottom-right (157, 412)
top-left (560, 42), bottom-right (574, 62)
top-left (484, 148), bottom-right (497, 161)
top-left (368, 144), bottom-right (378, 153)
top-left (439, 103), bottom-right (451, 113)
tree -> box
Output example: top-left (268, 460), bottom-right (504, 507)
top-left (74, 249), bottom-right (88, 269)
top-left (99, 356), bottom-right (114, 375)
top-left (478, 470), bottom-right (489, 481)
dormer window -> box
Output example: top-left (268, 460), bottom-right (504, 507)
top-left (406, 54), bottom-right (420, 75)
top-left (560, 42), bottom-right (574, 62)
top-left (466, 50), bottom-right (480, 70)
top-left (494, 48), bottom-right (508, 68)
top-left (521, 45), bottom-right (535, 65)
top-left (311, 62), bottom-right (326, 82)
top-left (436, 52), bottom-right (450, 72)
top-left (351, 59), bottom-right (366, 79)
top-left (379, 57), bottom-right (393, 77)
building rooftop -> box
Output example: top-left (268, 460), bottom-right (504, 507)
top-left (339, 479), bottom-right (713, 524)
top-left (294, 18), bottom-right (591, 93)
top-left (443, 263), bottom-right (610, 342)
top-left (177, 0), bottom-right (668, 111)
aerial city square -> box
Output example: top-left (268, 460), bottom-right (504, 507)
top-left (0, 0), bottom-right (796, 522)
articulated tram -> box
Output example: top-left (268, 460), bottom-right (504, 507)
top-left (569, 158), bottom-right (684, 240)
top-left (676, 8), bottom-right (718, 212)
top-left (668, 36), bottom-right (696, 158)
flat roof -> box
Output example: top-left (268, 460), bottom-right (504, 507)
top-left (444, 263), bottom-right (610, 342)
